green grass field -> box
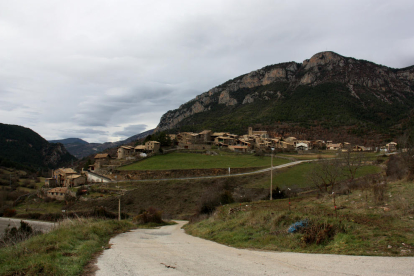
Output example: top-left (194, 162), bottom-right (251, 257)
top-left (119, 152), bottom-right (290, 171)
top-left (244, 162), bottom-right (382, 189)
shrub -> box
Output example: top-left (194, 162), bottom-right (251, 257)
top-left (0, 220), bottom-right (41, 247)
top-left (3, 208), bottom-right (16, 217)
top-left (301, 221), bottom-right (342, 245)
top-left (133, 207), bottom-right (163, 224)
top-left (76, 186), bottom-right (88, 196)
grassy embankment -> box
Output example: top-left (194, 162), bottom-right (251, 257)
top-left (185, 179), bottom-right (414, 256)
top-left (0, 219), bottom-right (136, 275)
top-left (118, 152), bottom-right (290, 170)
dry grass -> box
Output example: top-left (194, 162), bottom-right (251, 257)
top-left (185, 178), bottom-right (414, 256)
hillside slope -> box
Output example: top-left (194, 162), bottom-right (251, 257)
top-left (0, 123), bottom-right (75, 170)
top-left (156, 51), bottom-right (414, 144)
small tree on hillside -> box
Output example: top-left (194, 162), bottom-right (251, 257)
top-left (340, 151), bottom-right (365, 192)
top-left (308, 159), bottom-right (343, 193)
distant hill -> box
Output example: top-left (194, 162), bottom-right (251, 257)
top-left (156, 51), bottom-right (414, 146)
top-left (0, 123), bottom-right (76, 170)
top-left (55, 129), bottom-right (155, 159)
top-left (49, 138), bottom-right (88, 145)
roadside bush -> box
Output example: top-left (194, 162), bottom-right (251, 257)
top-left (22, 179), bottom-right (31, 187)
top-left (3, 208), bottom-right (16, 217)
top-left (133, 207), bottom-right (163, 224)
top-left (0, 220), bottom-right (41, 248)
top-left (300, 220), bottom-right (345, 246)
top-left (219, 190), bottom-right (234, 205)
top-left (386, 155), bottom-right (407, 180)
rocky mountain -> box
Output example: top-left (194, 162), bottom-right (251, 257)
top-left (156, 51), bottom-right (414, 145)
top-left (52, 129), bottom-right (154, 159)
top-left (0, 123), bottom-right (76, 170)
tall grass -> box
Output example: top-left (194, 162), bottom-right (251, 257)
top-left (0, 218), bottom-right (135, 275)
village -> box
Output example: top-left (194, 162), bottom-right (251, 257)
top-left (42, 127), bottom-right (398, 201)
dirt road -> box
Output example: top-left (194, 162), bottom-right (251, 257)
top-left (95, 221), bottom-right (414, 276)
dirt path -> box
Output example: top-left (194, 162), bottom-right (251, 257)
top-left (94, 221), bottom-right (414, 276)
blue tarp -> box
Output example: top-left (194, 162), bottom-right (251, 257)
top-left (288, 219), bottom-right (308, 233)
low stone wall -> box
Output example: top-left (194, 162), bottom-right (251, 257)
top-left (113, 166), bottom-right (264, 181)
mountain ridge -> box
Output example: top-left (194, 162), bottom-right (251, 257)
top-left (155, 51), bottom-right (414, 144)
top-left (51, 129), bottom-right (155, 159)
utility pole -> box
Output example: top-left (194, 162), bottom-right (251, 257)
top-left (270, 147), bottom-right (274, 200)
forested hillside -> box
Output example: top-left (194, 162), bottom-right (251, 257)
top-left (0, 123), bottom-right (75, 170)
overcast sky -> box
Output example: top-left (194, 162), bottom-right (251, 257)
top-left (1, 0), bottom-right (413, 143)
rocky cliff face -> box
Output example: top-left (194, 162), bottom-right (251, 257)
top-left (156, 51), bottom-right (414, 132)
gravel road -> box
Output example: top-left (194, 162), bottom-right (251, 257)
top-left (95, 221), bottom-right (414, 276)
top-left (0, 217), bottom-right (55, 234)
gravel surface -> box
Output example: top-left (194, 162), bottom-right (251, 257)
top-left (95, 221), bottom-right (414, 276)
top-left (0, 217), bottom-right (55, 234)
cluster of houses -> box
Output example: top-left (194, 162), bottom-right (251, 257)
top-left (163, 127), bottom-right (398, 154)
top-left (43, 168), bottom-right (87, 200)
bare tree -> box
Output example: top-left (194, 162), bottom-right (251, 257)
top-left (308, 159), bottom-right (343, 193)
top-left (340, 151), bottom-right (365, 182)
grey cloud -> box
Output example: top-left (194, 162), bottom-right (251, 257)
top-left (113, 124), bottom-right (148, 137)
top-left (0, 0), bottom-right (413, 143)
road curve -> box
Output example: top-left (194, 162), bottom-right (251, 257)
top-left (94, 221), bottom-right (414, 276)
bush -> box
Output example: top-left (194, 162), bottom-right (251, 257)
top-left (301, 221), bottom-right (344, 245)
top-left (133, 207), bottom-right (163, 224)
top-left (76, 186), bottom-right (88, 196)
top-left (0, 220), bottom-right (41, 247)
top-left (3, 208), bottom-right (16, 217)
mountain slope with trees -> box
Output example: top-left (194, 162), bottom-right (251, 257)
top-left (0, 123), bottom-right (75, 170)
top-left (156, 51), bottom-right (414, 145)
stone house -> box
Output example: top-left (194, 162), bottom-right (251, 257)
top-left (134, 145), bottom-right (146, 153)
top-left (248, 127), bottom-right (268, 138)
top-left (353, 145), bottom-right (368, 152)
top-left (214, 136), bottom-right (236, 147)
top-left (295, 142), bottom-right (309, 151)
top-left (278, 141), bottom-right (295, 150)
top-left (228, 145), bottom-right (248, 153)
top-left (47, 187), bottom-right (68, 201)
top-left (65, 174), bottom-right (86, 187)
top-left (117, 146), bottom-right (134, 159)
top-left (199, 130), bottom-right (212, 143)
top-left (145, 141), bottom-right (160, 152)
top-left (44, 178), bottom-right (57, 188)
top-left (386, 142), bottom-right (397, 152)
top-left (327, 143), bottom-right (342, 150)
top-left (53, 168), bottom-right (77, 187)
top-left (94, 153), bottom-right (112, 169)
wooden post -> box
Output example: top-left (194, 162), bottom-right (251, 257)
top-left (118, 197), bottom-right (121, 221)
